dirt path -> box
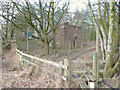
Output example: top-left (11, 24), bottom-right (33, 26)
top-left (70, 47), bottom-right (95, 60)
top-left (69, 48), bottom-right (96, 87)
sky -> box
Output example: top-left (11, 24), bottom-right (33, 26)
top-left (69, 0), bottom-right (89, 12)
top-left (1, 0), bottom-right (119, 13)
top-left (0, 0), bottom-right (97, 12)
top-left (0, 0), bottom-right (90, 29)
top-left (0, 0), bottom-right (118, 29)
top-left (27, 0), bottom-right (93, 12)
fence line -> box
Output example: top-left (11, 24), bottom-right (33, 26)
top-left (16, 49), bottom-right (104, 88)
top-left (16, 49), bottom-right (67, 69)
top-left (16, 49), bottom-right (70, 88)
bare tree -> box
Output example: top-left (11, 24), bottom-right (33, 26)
top-left (88, 0), bottom-right (120, 77)
top-left (1, 0), bottom-right (69, 54)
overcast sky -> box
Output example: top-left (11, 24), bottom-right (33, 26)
top-left (25, 0), bottom-right (93, 12)
top-left (0, 0), bottom-right (90, 29)
top-left (69, 0), bottom-right (88, 12)
top-left (0, 0), bottom-right (118, 29)
top-left (0, 0), bottom-right (98, 12)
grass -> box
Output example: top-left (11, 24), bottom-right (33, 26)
top-left (17, 39), bottom-right (44, 51)
top-left (56, 44), bottom-right (95, 57)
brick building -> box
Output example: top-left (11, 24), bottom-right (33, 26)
top-left (55, 23), bottom-right (83, 48)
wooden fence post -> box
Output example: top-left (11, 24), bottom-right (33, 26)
top-left (81, 43), bottom-right (83, 48)
top-left (69, 41), bottom-right (71, 54)
top-left (60, 61), bottom-right (63, 88)
top-left (93, 52), bottom-right (98, 88)
top-left (64, 59), bottom-right (70, 88)
top-left (27, 28), bottom-right (29, 52)
top-left (20, 55), bottom-right (24, 69)
top-left (33, 55), bottom-right (37, 74)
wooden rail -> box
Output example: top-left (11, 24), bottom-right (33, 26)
top-left (80, 81), bottom-right (89, 88)
top-left (84, 73), bottom-right (96, 88)
top-left (16, 49), bottom-right (67, 69)
top-left (16, 49), bottom-right (70, 88)
top-left (16, 49), bottom-right (104, 88)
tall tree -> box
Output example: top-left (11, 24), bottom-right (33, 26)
top-left (1, 0), bottom-right (69, 54)
top-left (88, 0), bottom-right (120, 77)
top-left (104, 0), bottom-right (115, 77)
top-left (1, 2), bottom-right (17, 45)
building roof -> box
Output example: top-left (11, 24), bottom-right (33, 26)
top-left (59, 22), bottom-right (81, 29)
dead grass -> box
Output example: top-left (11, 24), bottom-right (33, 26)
top-left (2, 41), bottom-right (119, 88)
top-left (2, 43), bottom-right (60, 88)
top-left (2, 43), bottom-right (20, 71)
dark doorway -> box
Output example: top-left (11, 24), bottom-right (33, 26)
top-left (73, 35), bottom-right (77, 47)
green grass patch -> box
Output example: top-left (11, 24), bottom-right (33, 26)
top-left (17, 39), bottom-right (44, 51)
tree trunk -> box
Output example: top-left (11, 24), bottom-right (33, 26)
top-left (110, 1), bottom-right (120, 77)
top-left (118, 1), bottom-right (120, 73)
top-left (104, 0), bottom-right (115, 77)
top-left (52, 29), bottom-right (56, 53)
top-left (98, 0), bottom-right (107, 58)
top-left (99, 33), bottom-right (105, 60)
top-left (103, 1), bottom-right (108, 36)
top-left (43, 35), bottom-right (50, 55)
top-left (51, 2), bottom-right (56, 53)
top-left (89, 0), bottom-right (119, 78)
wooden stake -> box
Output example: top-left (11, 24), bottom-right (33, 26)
top-left (93, 52), bottom-right (98, 88)
top-left (60, 61), bottom-right (63, 88)
top-left (27, 28), bottom-right (29, 52)
top-left (69, 41), bottom-right (70, 53)
top-left (20, 55), bottom-right (24, 69)
top-left (64, 59), bottom-right (70, 88)
top-left (81, 43), bottom-right (83, 48)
